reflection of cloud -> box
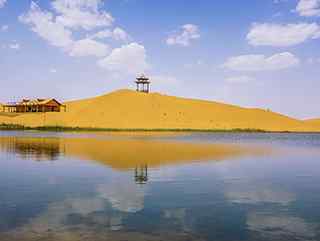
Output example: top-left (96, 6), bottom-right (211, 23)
top-left (109, 216), bottom-right (123, 231)
top-left (19, 197), bottom-right (107, 233)
top-left (2, 195), bottom-right (126, 241)
top-left (163, 208), bottom-right (186, 220)
top-left (162, 208), bottom-right (191, 232)
top-left (225, 182), bottom-right (295, 205)
top-left (97, 180), bottom-right (146, 213)
top-left (247, 212), bottom-right (317, 240)
top-left (67, 197), bottom-right (106, 216)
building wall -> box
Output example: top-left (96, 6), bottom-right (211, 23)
top-left (16, 105), bottom-right (60, 113)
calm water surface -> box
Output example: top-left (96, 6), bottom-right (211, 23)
top-left (0, 131), bottom-right (320, 241)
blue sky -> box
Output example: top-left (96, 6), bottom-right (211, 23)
top-left (0, 0), bottom-right (320, 119)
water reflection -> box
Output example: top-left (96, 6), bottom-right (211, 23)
top-left (0, 136), bottom-right (63, 160)
top-left (0, 135), bottom-right (267, 169)
top-left (0, 133), bottom-right (320, 241)
top-left (97, 179), bottom-right (146, 213)
top-left (135, 165), bottom-right (148, 184)
top-left (225, 181), bottom-right (296, 205)
top-left (247, 212), bottom-right (317, 241)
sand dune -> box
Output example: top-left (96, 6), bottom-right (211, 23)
top-left (304, 119), bottom-right (320, 129)
top-left (0, 89), bottom-right (319, 132)
top-left (305, 119), bottom-right (320, 124)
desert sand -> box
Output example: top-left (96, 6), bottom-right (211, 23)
top-left (304, 119), bottom-right (320, 129)
top-left (0, 89), bottom-right (319, 132)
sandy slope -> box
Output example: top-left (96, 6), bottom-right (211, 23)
top-left (0, 89), bottom-right (319, 132)
top-left (305, 119), bottom-right (320, 124)
top-left (304, 119), bottom-right (320, 129)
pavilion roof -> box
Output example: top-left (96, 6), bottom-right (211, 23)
top-left (136, 74), bottom-right (150, 82)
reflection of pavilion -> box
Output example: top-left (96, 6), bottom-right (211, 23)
top-left (134, 165), bottom-right (148, 184)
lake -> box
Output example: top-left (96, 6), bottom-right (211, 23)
top-left (0, 131), bottom-right (320, 241)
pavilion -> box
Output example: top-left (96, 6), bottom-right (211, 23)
top-left (135, 74), bottom-right (151, 93)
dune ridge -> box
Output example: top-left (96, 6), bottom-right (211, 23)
top-left (0, 89), bottom-right (319, 132)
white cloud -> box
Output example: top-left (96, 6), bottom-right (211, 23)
top-left (225, 75), bottom-right (255, 84)
top-left (90, 29), bottom-right (112, 39)
top-left (69, 38), bottom-right (110, 57)
top-left (1, 25), bottom-right (8, 31)
top-left (52, 0), bottom-right (114, 30)
top-left (296, 0), bottom-right (320, 17)
top-left (50, 68), bottom-right (57, 73)
top-left (19, 2), bottom-right (73, 48)
top-left (98, 43), bottom-right (149, 75)
top-left (90, 27), bottom-right (130, 42)
top-left (19, 2), bottom-right (118, 58)
top-left (9, 43), bottom-right (20, 50)
top-left (112, 27), bottom-right (130, 41)
top-left (166, 24), bottom-right (200, 47)
top-left (247, 23), bottom-right (320, 47)
top-left (223, 52), bottom-right (300, 71)
top-left (0, 0), bottom-right (6, 8)
top-left (20, 1), bottom-right (133, 61)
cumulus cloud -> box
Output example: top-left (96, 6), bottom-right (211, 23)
top-left (112, 27), bottom-right (130, 41)
top-left (0, 0), bottom-right (6, 8)
top-left (19, 2), bottom-right (73, 48)
top-left (19, 1), bottom-right (121, 59)
top-left (296, 0), bottom-right (320, 17)
top-left (52, 0), bottom-right (114, 30)
top-left (222, 52), bottom-right (300, 71)
top-left (69, 38), bottom-right (110, 57)
top-left (19, 1), bottom-right (147, 77)
top-left (166, 24), bottom-right (200, 47)
top-left (247, 23), bottom-right (320, 47)
top-left (97, 43), bottom-right (149, 75)
top-left (90, 27), bottom-right (130, 42)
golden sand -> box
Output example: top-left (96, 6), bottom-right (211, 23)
top-left (0, 89), bottom-right (319, 132)
top-left (304, 119), bottom-right (320, 129)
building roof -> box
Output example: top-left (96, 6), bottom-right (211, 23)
top-left (4, 98), bottom-right (63, 107)
top-left (136, 74), bottom-right (150, 83)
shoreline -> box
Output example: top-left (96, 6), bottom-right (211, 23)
top-left (1, 123), bottom-right (320, 134)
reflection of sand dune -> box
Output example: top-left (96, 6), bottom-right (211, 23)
top-left (0, 135), bottom-right (268, 169)
top-left (63, 138), bottom-right (268, 170)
